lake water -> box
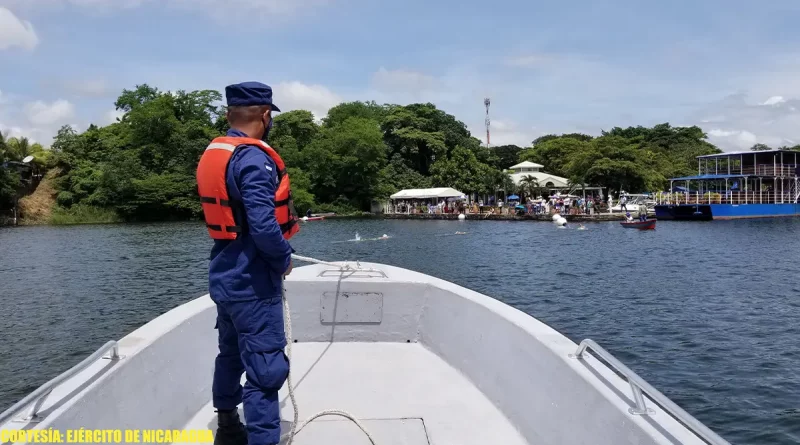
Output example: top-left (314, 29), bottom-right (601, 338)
top-left (1, 219), bottom-right (799, 444)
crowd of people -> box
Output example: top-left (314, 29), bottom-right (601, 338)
top-left (515, 195), bottom-right (605, 216)
top-left (390, 194), bottom-right (611, 216)
top-left (392, 200), bottom-right (465, 214)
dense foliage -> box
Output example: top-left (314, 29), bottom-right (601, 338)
top-left (3, 84), bottom-right (727, 221)
top-left (0, 133), bottom-right (49, 211)
top-left (520, 124), bottom-right (722, 193)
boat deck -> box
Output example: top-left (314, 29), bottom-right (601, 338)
top-left (180, 342), bottom-right (530, 445)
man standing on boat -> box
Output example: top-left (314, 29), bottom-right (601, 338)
top-left (196, 82), bottom-right (300, 445)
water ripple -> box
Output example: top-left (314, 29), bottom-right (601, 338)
top-left (1, 219), bottom-right (799, 444)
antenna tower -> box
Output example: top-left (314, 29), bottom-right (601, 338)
top-left (484, 98), bottom-right (491, 148)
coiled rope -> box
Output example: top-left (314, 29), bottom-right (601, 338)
top-left (279, 254), bottom-right (377, 445)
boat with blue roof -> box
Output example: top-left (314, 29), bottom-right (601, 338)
top-left (654, 149), bottom-right (800, 220)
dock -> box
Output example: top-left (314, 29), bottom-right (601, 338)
top-left (327, 213), bottom-right (626, 222)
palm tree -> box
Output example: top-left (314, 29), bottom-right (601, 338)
top-left (6, 137), bottom-right (31, 162)
top-left (499, 172), bottom-right (515, 201)
top-left (519, 175), bottom-right (540, 200)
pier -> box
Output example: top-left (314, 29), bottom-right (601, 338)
top-left (330, 213), bottom-right (625, 222)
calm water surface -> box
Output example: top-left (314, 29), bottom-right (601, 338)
top-left (1, 219), bottom-right (799, 444)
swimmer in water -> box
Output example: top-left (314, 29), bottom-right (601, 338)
top-left (379, 234), bottom-right (390, 239)
top-left (578, 224), bottom-right (586, 230)
top-left (455, 231), bottom-right (467, 235)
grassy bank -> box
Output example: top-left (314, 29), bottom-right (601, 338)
top-left (48, 204), bottom-right (122, 225)
top-left (17, 169), bottom-right (59, 224)
top-left (15, 169), bottom-right (120, 225)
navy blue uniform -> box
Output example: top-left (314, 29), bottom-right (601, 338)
top-left (210, 127), bottom-right (293, 445)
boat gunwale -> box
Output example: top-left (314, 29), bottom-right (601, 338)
top-left (1, 262), bottom-right (720, 444)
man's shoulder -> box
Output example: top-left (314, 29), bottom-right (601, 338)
top-left (231, 144), bottom-right (276, 169)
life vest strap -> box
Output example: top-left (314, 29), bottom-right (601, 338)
top-left (200, 196), bottom-right (232, 207)
top-left (275, 198), bottom-right (290, 207)
top-left (280, 219), bottom-right (297, 233)
top-left (206, 224), bottom-right (241, 233)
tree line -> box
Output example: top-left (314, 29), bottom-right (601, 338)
top-left (1, 84), bottom-right (725, 222)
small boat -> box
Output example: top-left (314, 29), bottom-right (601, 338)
top-left (620, 219), bottom-right (656, 230)
top-left (0, 259), bottom-right (726, 445)
top-left (303, 216), bottom-right (325, 221)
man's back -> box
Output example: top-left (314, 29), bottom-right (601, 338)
top-left (208, 128), bottom-right (292, 302)
top-left (200, 81), bottom-right (295, 445)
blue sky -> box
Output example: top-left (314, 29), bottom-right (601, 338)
top-left (1, 0), bottom-right (800, 151)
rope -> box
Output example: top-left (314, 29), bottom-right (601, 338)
top-left (279, 254), bottom-right (377, 445)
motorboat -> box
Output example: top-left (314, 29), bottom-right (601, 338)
top-left (0, 259), bottom-right (727, 445)
top-left (610, 194), bottom-right (655, 214)
top-left (620, 219), bottom-right (657, 230)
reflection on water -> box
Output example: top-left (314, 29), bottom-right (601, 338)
top-left (2, 218), bottom-right (800, 444)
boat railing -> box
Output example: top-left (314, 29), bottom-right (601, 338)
top-left (0, 341), bottom-right (123, 425)
top-left (654, 191), bottom-right (798, 205)
top-left (570, 339), bottom-right (730, 445)
top-left (699, 165), bottom-right (799, 177)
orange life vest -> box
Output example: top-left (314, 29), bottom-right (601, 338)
top-left (196, 136), bottom-right (299, 241)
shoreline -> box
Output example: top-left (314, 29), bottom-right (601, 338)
top-left (331, 213), bottom-right (625, 222)
top-left (2, 212), bottom-right (627, 227)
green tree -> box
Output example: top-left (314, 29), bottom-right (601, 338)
top-left (489, 144), bottom-right (523, 170)
top-left (0, 166), bottom-right (19, 211)
top-left (303, 117), bottom-right (387, 209)
top-left (519, 137), bottom-right (593, 178)
top-left (518, 175), bottom-right (541, 199)
top-left (430, 145), bottom-right (494, 196)
top-left (271, 110), bottom-right (319, 167)
top-left (381, 103), bottom-right (476, 175)
top-left (26, 84), bottom-right (727, 222)
top-left (324, 101), bottom-right (388, 128)
top-left (750, 143), bottom-right (771, 151)
top-left (375, 154), bottom-right (432, 199)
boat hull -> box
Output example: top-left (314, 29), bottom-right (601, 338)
top-left (0, 262), bottom-right (722, 445)
top-left (655, 203), bottom-right (800, 220)
top-left (620, 219), bottom-right (656, 230)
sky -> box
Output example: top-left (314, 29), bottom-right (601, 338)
top-left (1, 0), bottom-right (800, 151)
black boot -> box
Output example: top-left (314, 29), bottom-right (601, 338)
top-left (214, 409), bottom-right (248, 445)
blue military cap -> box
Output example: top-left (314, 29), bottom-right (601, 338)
top-left (225, 81), bottom-right (281, 112)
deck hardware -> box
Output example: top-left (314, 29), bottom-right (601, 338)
top-left (570, 339), bottom-right (730, 445)
top-left (0, 341), bottom-right (123, 424)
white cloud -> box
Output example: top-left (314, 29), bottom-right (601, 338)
top-left (464, 118), bottom-right (538, 148)
top-left (168, 0), bottom-right (327, 17)
top-left (707, 129), bottom-right (758, 150)
top-left (692, 93), bottom-right (800, 150)
top-left (504, 54), bottom-right (556, 68)
top-left (66, 78), bottom-right (112, 97)
top-left (273, 81), bottom-right (342, 121)
top-left (0, 7), bottom-right (38, 50)
top-left (104, 108), bottom-right (124, 124)
top-left (371, 67), bottom-right (438, 92)
top-left (24, 100), bottom-right (75, 126)
top-left (3, 0), bottom-right (325, 17)
top-left (762, 96), bottom-right (786, 106)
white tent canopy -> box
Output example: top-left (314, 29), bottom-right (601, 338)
top-left (390, 187), bottom-right (466, 200)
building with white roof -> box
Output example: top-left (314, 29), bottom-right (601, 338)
top-left (507, 161), bottom-right (570, 188)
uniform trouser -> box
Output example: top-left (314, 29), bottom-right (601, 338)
top-left (212, 297), bottom-right (290, 445)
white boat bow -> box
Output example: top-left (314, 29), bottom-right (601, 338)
top-left (0, 260), bottom-right (729, 445)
